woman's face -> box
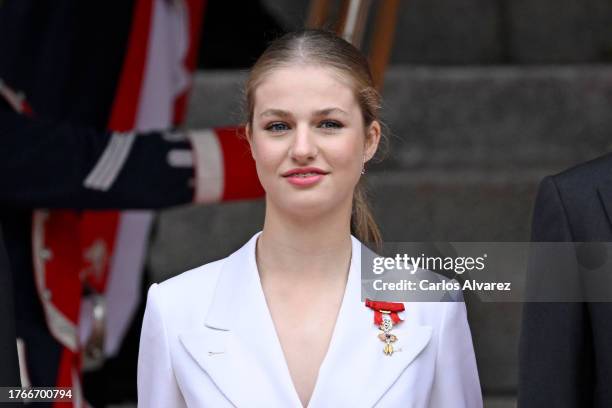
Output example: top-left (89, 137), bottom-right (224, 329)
top-left (247, 65), bottom-right (380, 219)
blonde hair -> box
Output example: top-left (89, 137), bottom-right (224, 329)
top-left (244, 29), bottom-right (385, 247)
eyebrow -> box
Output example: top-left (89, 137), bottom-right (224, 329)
top-left (258, 107), bottom-right (349, 118)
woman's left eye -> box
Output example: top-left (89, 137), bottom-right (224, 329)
top-left (319, 120), bottom-right (343, 129)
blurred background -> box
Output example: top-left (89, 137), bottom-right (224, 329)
top-left (4, 0), bottom-right (612, 407)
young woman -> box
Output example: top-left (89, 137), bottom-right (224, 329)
top-left (138, 29), bottom-right (482, 408)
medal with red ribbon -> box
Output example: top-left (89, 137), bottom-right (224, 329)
top-left (365, 299), bottom-right (405, 356)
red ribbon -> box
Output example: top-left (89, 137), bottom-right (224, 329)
top-left (365, 299), bottom-right (405, 325)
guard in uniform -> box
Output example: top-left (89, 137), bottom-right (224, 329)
top-left (0, 1), bottom-right (263, 405)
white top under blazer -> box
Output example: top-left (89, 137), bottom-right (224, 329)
top-left (137, 232), bottom-right (483, 407)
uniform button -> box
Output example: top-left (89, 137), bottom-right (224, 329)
top-left (40, 248), bottom-right (53, 261)
top-left (43, 290), bottom-right (52, 300)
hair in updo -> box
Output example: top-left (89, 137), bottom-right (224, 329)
top-left (244, 29), bottom-right (385, 247)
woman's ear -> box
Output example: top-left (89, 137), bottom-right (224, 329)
top-left (364, 120), bottom-right (381, 162)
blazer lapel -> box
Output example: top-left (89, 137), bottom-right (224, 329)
top-left (308, 239), bottom-right (433, 408)
top-left (179, 233), bottom-right (302, 408)
top-left (179, 234), bottom-right (433, 408)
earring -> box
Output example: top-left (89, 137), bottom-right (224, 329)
top-left (361, 154), bottom-right (369, 175)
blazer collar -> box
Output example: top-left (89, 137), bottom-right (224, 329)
top-left (180, 233), bottom-right (432, 408)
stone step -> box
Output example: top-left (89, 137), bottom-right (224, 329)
top-left (263, 0), bottom-right (612, 64)
top-left (186, 67), bottom-right (612, 172)
top-left (380, 66), bottom-right (612, 171)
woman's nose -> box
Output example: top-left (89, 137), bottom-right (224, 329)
top-left (289, 126), bottom-right (317, 161)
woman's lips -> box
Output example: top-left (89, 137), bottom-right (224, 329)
top-left (285, 173), bottom-right (325, 186)
top-left (282, 167), bottom-right (328, 187)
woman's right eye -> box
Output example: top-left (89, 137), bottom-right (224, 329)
top-left (265, 122), bottom-right (290, 132)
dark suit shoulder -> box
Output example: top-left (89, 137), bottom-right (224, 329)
top-left (552, 152), bottom-right (612, 191)
top-left (545, 153), bottom-right (612, 241)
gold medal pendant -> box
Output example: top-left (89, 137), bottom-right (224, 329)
top-left (383, 343), bottom-right (394, 355)
top-left (365, 299), bottom-right (405, 357)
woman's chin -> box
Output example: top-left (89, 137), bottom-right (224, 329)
top-left (275, 199), bottom-right (348, 222)
top-left (283, 203), bottom-right (330, 219)
top-left (265, 188), bottom-right (352, 220)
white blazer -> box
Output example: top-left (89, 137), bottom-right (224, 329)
top-left (137, 233), bottom-right (483, 408)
